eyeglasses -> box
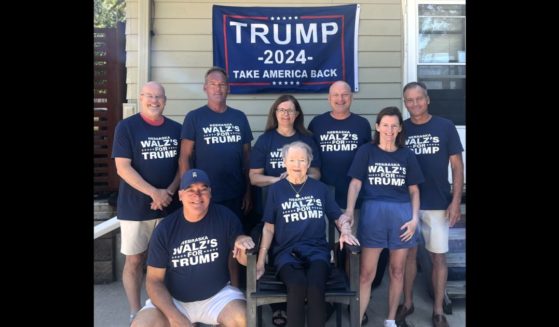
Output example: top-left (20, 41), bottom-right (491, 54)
top-left (141, 94), bottom-right (165, 101)
top-left (276, 108), bottom-right (297, 115)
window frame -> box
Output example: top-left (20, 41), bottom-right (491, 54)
top-left (403, 0), bottom-right (466, 184)
top-left (404, 0), bottom-right (466, 125)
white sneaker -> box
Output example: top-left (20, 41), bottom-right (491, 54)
top-left (384, 319), bottom-right (397, 327)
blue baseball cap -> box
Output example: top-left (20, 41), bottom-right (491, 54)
top-left (180, 169), bottom-right (211, 190)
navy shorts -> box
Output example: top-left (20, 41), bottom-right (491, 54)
top-left (358, 200), bottom-right (417, 249)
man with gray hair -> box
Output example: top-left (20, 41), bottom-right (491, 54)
top-left (397, 81), bottom-right (464, 327)
top-left (179, 67), bottom-right (253, 225)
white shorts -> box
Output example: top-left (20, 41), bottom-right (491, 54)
top-left (419, 210), bottom-right (449, 253)
top-left (119, 218), bottom-right (162, 255)
top-left (141, 285), bottom-right (245, 325)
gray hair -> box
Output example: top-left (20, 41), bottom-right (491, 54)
top-left (205, 66), bottom-right (228, 83)
top-left (403, 81), bottom-right (428, 97)
top-left (281, 141), bottom-right (313, 163)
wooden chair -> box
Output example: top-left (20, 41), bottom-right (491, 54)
top-left (245, 222), bottom-right (361, 326)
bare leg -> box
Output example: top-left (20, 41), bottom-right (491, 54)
top-left (131, 307), bottom-right (179, 327)
top-left (218, 299), bottom-right (247, 327)
top-left (359, 248), bottom-right (382, 323)
top-left (402, 246), bottom-right (417, 309)
top-left (228, 254), bottom-right (240, 287)
top-left (387, 249), bottom-right (408, 320)
top-left (430, 252), bottom-right (448, 315)
top-left (123, 252), bottom-right (146, 315)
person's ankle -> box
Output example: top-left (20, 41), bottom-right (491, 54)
top-left (433, 308), bottom-right (444, 315)
top-left (384, 319), bottom-right (397, 327)
top-left (129, 311), bottom-right (138, 323)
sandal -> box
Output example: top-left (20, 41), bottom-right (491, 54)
top-left (395, 304), bottom-right (414, 323)
top-left (346, 306), bottom-right (368, 325)
top-left (272, 309), bottom-right (287, 327)
top-left (362, 312), bottom-right (368, 326)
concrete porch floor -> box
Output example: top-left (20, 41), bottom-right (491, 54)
top-left (94, 269), bottom-right (465, 327)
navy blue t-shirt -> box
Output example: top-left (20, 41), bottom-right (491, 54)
top-left (250, 129), bottom-right (321, 177)
top-left (348, 144), bottom-right (424, 203)
top-left (181, 106), bottom-right (253, 202)
top-left (147, 204), bottom-right (243, 302)
top-left (263, 178), bottom-right (341, 271)
top-left (308, 112), bottom-right (371, 207)
top-left (112, 114), bottom-right (182, 220)
top-left (404, 116), bottom-right (463, 209)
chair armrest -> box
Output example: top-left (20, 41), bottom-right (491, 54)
top-left (343, 243), bottom-right (361, 255)
top-left (246, 247), bottom-right (258, 294)
top-left (246, 223), bottom-right (263, 294)
top-left (246, 247), bottom-right (259, 255)
top-left (344, 244), bottom-right (361, 297)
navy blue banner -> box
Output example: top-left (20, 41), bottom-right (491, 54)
top-left (212, 5), bottom-right (360, 94)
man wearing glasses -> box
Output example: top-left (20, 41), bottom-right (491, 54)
top-left (112, 81), bottom-right (182, 323)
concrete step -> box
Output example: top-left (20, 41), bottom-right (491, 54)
top-left (94, 199), bottom-right (118, 284)
top-left (94, 270), bottom-right (465, 327)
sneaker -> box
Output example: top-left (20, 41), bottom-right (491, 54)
top-left (395, 304), bottom-right (414, 323)
top-left (432, 313), bottom-right (449, 327)
top-left (384, 319), bottom-right (397, 327)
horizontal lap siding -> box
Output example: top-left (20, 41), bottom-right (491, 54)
top-left (125, 0), bottom-right (403, 136)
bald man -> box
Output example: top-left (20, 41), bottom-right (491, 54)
top-left (112, 81), bottom-right (182, 322)
top-left (308, 80), bottom-right (372, 232)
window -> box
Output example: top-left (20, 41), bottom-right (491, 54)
top-left (417, 3), bottom-right (466, 125)
top-left (405, 0), bottom-right (467, 185)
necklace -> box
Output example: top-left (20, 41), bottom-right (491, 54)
top-left (287, 178), bottom-right (307, 198)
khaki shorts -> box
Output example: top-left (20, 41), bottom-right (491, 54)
top-left (419, 210), bottom-right (449, 254)
top-left (119, 218), bottom-right (162, 255)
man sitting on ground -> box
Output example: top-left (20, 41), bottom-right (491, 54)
top-left (131, 169), bottom-right (255, 327)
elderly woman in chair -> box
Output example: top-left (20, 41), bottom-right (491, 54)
top-left (256, 141), bottom-right (360, 327)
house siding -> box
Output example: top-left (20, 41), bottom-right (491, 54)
top-left (125, 0), bottom-right (404, 138)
